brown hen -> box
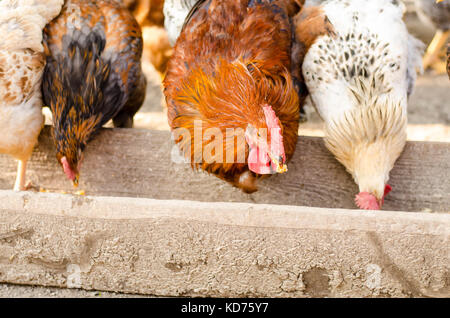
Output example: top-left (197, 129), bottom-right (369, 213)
top-left (164, 0), bottom-right (304, 193)
top-left (42, 0), bottom-right (146, 186)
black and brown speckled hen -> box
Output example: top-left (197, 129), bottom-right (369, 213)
top-left (42, 0), bottom-right (146, 187)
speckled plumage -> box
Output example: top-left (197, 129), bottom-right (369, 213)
top-left (301, 0), bottom-right (423, 209)
top-left (42, 0), bottom-right (146, 185)
top-left (163, 0), bottom-right (200, 46)
top-left (0, 0), bottom-right (64, 190)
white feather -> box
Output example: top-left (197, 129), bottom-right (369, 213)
top-left (163, 0), bottom-right (198, 46)
top-left (0, 0), bottom-right (63, 162)
top-left (302, 0), bottom-right (424, 200)
top-left (303, 0), bottom-right (422, 124)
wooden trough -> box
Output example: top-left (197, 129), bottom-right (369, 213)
top-left (0, 126), bottom-right (449, 297)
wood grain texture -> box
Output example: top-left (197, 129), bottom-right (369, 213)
top-left (0, 126), bottom-right (448, 212)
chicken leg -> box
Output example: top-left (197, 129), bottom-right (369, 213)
top-left (423, 30), bottom-right (450, 72)
top-left (13, 159), bottom-right (28, 191)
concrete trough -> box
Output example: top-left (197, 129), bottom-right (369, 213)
top-left (0, 127), bottom-right (449, 297)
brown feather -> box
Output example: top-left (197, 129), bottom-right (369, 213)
top-left (164, 0), bottom-right (301, 192)
top-left (43, 0), bottom-right (146, 183)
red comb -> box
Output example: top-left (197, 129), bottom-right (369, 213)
top-left (355, 185), bottom-right (392, 210)
top-left (262, 105), bottom-right (285, 162)
top-left (61, 157), bottom-right (76, 181)
top-left (355, 192), bottom-right (380, 210)
top-left (384, 184), bottom-right (392, 196)
top-left (262, 105), bottom-right (280, 130)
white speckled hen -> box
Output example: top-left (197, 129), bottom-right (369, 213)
top-left (299, 0), bottom-right (424, 210)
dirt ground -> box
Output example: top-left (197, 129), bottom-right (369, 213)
top-left (2, 7), bottom-right (449, 298)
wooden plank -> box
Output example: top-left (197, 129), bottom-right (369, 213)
top-left (0, 191), bottom-right (448, 297)
top-left (0, 126), bottom-right (449, 212)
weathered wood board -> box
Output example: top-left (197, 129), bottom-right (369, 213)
top-left (0, 126), bottom-right (448, 212)
top-left (0, 191), bottom-right (448, 297)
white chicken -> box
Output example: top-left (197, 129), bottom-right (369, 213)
top-left (163, 0), bottom-right (199, 46)
top-left (300, 0), bottom-right (424, 210)
top-left (0, 0), bottom-right (63, 190)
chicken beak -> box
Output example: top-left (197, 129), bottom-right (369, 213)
top-left (269, 153), bottom-right (288, 174)
top-left (376, 199), bottom-right (383, 209)
top-left (276, 164), bottom-right (288, 173)
top-left (72, 174), bottom-right (80, 188)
